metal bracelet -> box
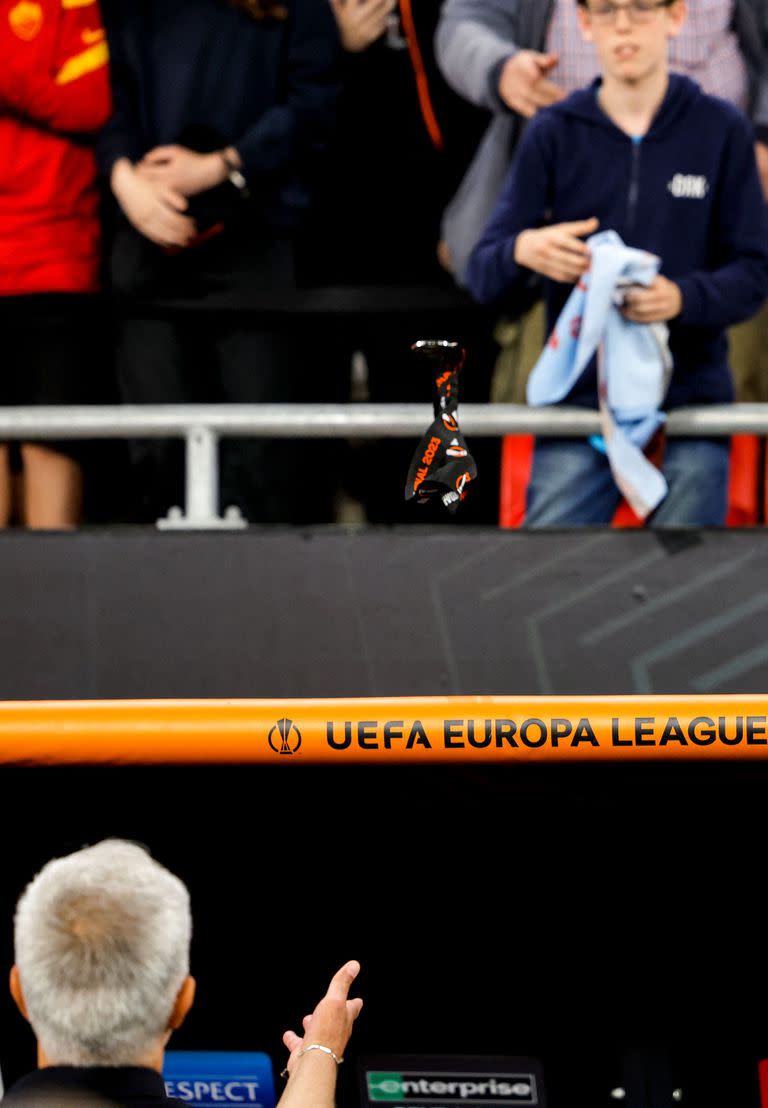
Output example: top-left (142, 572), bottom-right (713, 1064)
top-left (298, 1043), bottom-right (344, 1065)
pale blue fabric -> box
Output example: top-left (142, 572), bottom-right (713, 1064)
top-left (526, 230), bottom-right (672, 516)
top-left (527, 230), bottom-right (668, 444)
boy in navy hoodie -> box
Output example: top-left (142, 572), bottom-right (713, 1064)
top-left (467, 0), bottom-right (768, 526)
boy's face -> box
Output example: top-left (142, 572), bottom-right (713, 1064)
top-left (577, 0), bottom-right (686, 85)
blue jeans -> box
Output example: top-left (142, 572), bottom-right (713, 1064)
top-left (524, 437), bottom-right (729, 527)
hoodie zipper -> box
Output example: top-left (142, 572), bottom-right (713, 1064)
top-left (627, 136), bottom-right (642, 231)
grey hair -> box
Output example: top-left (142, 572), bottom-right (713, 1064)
top-left (14, 839), bottom-right (192, 1066)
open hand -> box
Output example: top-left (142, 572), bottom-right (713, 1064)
top-left (498, 51), bottom-right (565, 118)
top-left (514, 217), bottom-right (599, 283)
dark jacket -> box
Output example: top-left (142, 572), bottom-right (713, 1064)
top-left (99, 0), bottom-right (341, 230)
top-left (467, 76), bottom-right (768, 409)
top-left (296, 0), bottom-right (486, 286)
top-left (3, 1065), bottom-right (185, 1107)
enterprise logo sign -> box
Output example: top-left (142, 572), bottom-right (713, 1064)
top-left (360, 1058), bottom-right (544, 1108)
top-left (366, 1071), bottom-right (537, 1105)
top-left (164, 1051), bottom-right (275, 1108)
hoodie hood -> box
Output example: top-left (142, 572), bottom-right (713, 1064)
top-left (553, 73), bottom-right (703, 141)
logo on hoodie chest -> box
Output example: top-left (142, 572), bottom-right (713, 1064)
top-left (667, 173), bottom-right (709, 199)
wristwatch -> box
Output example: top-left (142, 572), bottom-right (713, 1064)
top-left (220, 150), bottom-right (250, 197)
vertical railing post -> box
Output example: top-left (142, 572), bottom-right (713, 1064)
top-left (186, 425), bottom-right (218, 523)
top-left (157, 425), bottom-right (246, 530)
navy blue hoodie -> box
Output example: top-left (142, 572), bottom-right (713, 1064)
top-left (467, 75), bottom-right (768, 409)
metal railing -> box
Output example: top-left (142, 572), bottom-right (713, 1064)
top-left (2, 402), bottom-right (766, 529)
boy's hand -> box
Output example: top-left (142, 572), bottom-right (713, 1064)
top-left (514, 217), bottom-right (598, 283)
top-left (621, 276), bottom-right (682, 323)
top-left (498, 51), bottom-right (565, 118)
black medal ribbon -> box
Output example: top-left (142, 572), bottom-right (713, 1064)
top-left (404, 340), bottom-right (477, 513)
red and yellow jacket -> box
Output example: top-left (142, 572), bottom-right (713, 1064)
top-left (0, 0), bottom-right (111, 294)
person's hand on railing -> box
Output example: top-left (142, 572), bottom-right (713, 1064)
top-left (111, 158), bottom-right (197, 249)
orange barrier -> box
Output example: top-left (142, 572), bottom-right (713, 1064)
top-left (1, 697), bottom-right (768, 763)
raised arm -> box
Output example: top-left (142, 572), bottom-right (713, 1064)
top-left (278, 961), bottom-right (363, 1108)
top-left (435, 0), bottom-right (521, 110)
top-left (434, 0), bottom-right (562, 116)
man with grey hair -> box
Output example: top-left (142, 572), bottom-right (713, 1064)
top-left (4, 839), bottom-right (362, 1108)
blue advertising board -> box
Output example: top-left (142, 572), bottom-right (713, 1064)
top-left (164, 1051), bottom-right (276, 1108)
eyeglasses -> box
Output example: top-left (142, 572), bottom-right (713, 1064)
top-left (587, 0), bottom-right (675, 24)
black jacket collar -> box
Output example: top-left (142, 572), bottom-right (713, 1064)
top-left (4, 1066), bottom-right (184, 1106)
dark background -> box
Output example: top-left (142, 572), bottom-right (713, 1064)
top-left (0, 528), bottom-right (765, 1106)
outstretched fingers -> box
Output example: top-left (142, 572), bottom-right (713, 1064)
top-left (560, 217), bottom-right (600, 238)
top-left (325, 960), bottom-right (361, 1002)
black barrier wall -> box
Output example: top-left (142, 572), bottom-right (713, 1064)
top-left (0, 529), bottom-right (766, 1107)
top-left (0, 528), bottom-right (766, 699)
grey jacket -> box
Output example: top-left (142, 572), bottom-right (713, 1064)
top-left (436, 0), bottom-right (768, 283)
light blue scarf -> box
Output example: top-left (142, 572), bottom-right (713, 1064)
top-left (527, 230), bottom-right (673, 518)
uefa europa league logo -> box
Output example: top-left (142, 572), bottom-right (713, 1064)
top-left (268, 717), bottom-right (302, 755)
